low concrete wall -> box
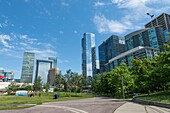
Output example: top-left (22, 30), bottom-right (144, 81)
top-left (132, 98), bottom-right (170, 109)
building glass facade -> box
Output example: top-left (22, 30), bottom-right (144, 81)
top-left (106, 47), bottom-right (158, 72)
top-left (125, 27), bottom-right (164, 52)
top-left (98, 35), bottom-right (125, 73)
top-left (125, 29), bottom-right (149, 51)
top-left (82, 33), bottom-right (96, 82)
top-left (21, 52), bottom-right (35, 83)
top-left (148, 28), bottom-right (159, 49)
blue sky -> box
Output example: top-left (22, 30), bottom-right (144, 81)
top-left (0, 0), bottom-right (170, 79)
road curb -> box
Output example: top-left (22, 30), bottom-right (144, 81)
top-left (132, 98), bottom-right (170, 109)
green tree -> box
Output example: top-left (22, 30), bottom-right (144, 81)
top-left (114, 63), bottom-right (132, 98)
top-left (6, 81), bottom-right (20, 94)
top-left (154, 43), bottom-right (170, 90)
top-left (22, 83), bottom-right (33, 91)
top-left (63, 69), bottom-right (72, 91)
top-left (33, 76), bottom-right (43, 91)
top-left (131, 58), bottom-right (155, 94)
top-left (43, 83), bottom-right (50, 95)
top-left (92, 73), bottom-right (102, 93)
top-left (55, 71), bottom-right (63, 91)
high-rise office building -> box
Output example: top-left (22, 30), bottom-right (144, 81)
top-left (82, 33), bottom-right (96, 82)
top-left (21, 52), bottom-right (35, 83)
top-left (35, 59), bottom-right (53, 84)
top-left (145, 13), bottom-right (170, 30)
top-left (98, 35), bottom-right (125, 73)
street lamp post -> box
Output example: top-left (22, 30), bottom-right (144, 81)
top-left (121, 75), bottom-right (125, 99)
top-left (147, 13), bottom-right (154, 27)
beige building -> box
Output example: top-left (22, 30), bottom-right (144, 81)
top-left (47, 68), bottom-right (59, 86)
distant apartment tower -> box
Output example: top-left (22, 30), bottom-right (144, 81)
top-left (82, 33), bottom-right (96, 81)
top-left (21, 52), bottom-right (35, 83)
top-left (145, 13), bottom-right (170, 30)
top-left (145, 13), bottom-right (170, 43)
top-left (98, 35), bottom-right (125, 73)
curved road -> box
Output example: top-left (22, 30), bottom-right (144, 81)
top-left (0, 97), bottom-right (125, 113)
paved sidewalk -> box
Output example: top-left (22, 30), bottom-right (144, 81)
top-left (114, 102), bottom-right (170, 113)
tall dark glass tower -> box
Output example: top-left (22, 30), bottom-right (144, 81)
top-left (98, 35), bottom-right (125, 73)
top-left (82, 33), bottom-right (96, 83)
top-left (20, 52), bottom-right (35, 83)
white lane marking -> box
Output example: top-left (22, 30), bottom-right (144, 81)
top-left (40, 105), bottom-right (88, 113)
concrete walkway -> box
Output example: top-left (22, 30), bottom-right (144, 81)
top-left (114, 102), bottom-right (170, 113)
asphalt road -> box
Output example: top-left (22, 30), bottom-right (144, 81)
top-left (0, 97), bottom-right (125, 113)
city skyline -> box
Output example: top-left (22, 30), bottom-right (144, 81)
top-left (0, 0), bottom-right (170, 79)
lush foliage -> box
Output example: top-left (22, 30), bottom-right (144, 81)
top-left (55, 69), bottom-right (83, 93)
top-left (92, 44), bottom-right (170, 98)
top-left (33, 76), bottom-right (43, 91)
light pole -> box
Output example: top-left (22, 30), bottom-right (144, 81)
top-left (121, 75), bottom-right (125, 99)
top-left (147, 13), bottom-right (154, 27)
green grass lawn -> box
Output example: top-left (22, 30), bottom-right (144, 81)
top-left (137, 91), bottom-right (170, 104)
top-left (0, 92), bottom-right (93, 110)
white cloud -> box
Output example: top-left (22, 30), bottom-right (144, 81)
top-left (0, 19), bottom-right (8, 28)
top-left (0, 48), bottom-right (20, 58)
top-left (29, 49), bottom-right (57, 59)
top-left (61, 2), bottom-right (69, 6)
top-left (59, 30), bottom-right (64, 34)
top-left (93, 0), bottom-right (170, 34)
top-left (10, 33), bottom-right (17, 38)
top-left (58, 59), bottom-right (69, 64)
top-left (19, 35), bottom-right (28, 39)
top-left (111, 0), bottom-right (170, 20)
top-left (45, 9), bottom-right (51, 16)
top-left (24, 0), bottom-right (29, 2)
top-left (0, 35), bottom-right (14, 48)
top-left (19, 42), bottom-right (27, 46)
top-left (94, 1), bottom-right (106, 7)
top-left (111, 0), bottom-right (148, 9)
top-left (74, 30), bottom-right (78, 34)
top-left (0, 33), bottom-right (57, 60)
top-left (93, 15), bottom-right (131, 34)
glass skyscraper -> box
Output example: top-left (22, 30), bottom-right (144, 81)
top-left (20, 52), bottom-right (35, 83)
top-left (82, 33), bottom-right (96, 83)
top-left (98, 35), bottom-right (125, 73)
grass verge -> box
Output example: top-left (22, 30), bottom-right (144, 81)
top-left (0, 92), bottom-right (93, 110)
top-left (137, 91), bottom-right (170, 104)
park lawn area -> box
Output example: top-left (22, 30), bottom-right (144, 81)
top-left (138, 91), bottom-right (170, 104)
top-left (0, 92), bottom-right (93, 110)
